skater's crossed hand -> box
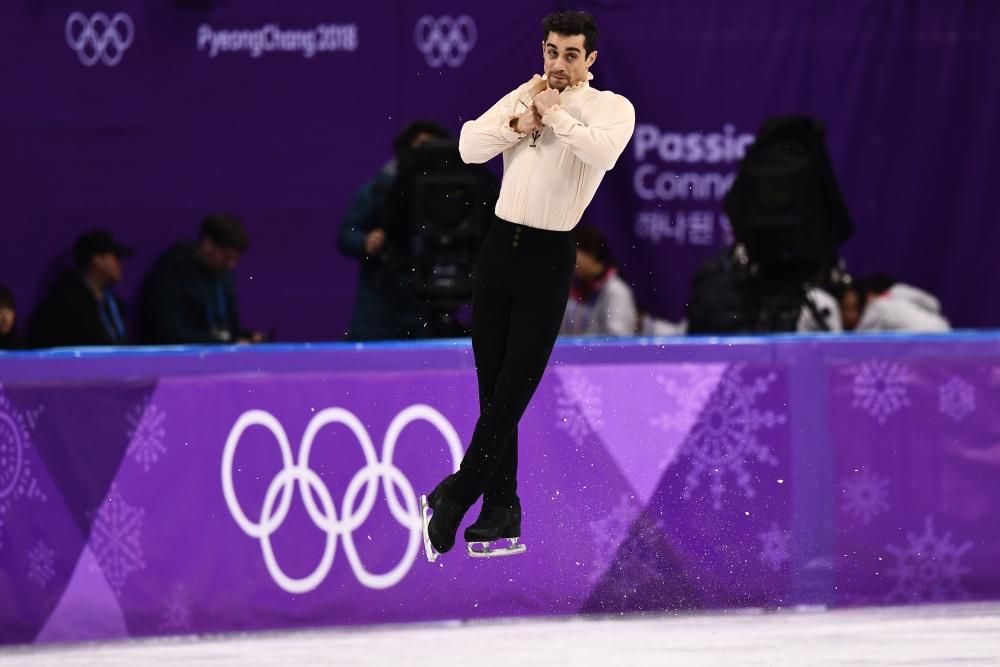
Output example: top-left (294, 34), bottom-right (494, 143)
top-left (511, 107), bottom-right (542, 135)
top-left (533, 88), bottom-right (561, 118)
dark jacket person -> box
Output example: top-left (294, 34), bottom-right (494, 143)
top-left (27, 230), bottom-right (132, 348)
top-left (139, 214), bottom-right (262, 345)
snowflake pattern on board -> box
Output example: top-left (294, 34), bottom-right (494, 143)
top-left (679, 365), bottom-right (784, 510)
top-left (23, 405), bottom-right (45, 432)
top-left (850, 361), bottom-right (911, 424)
top-left (840, 467), bottom-right (891, 526)
top-left (884, 515), bottom-right (973, 604)
top-left (88, 485), bottom-right (146, 598)
top-left (27, 541), bottom-right (56, 588)
top-left (555, 369), bottom-right (603, 446)
top-left (758, 522), bottom-right (791, 572)
top-left (650, 364), bottom-right (720, 438)
top-left (938, 376), bottom-right (976, 423)
top-left (588, 493), bottom-right (641, 582)
top-left (0, 387), bottom-right (47, 551)
top-left (126, 400), bottom-right (167, 472)
top-left (160, 584), bottom-right (193, 632)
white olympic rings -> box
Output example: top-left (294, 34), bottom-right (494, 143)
top-left (65, 12), bottom-right (134, 67)
top-left (414, 15), bottom-right (477, 68)
top-left (221, 404), bottom-right (462, 593)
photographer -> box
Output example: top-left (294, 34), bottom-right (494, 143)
top-left (687, 116), bottom-right (853, 335)
top-left (338, 120), bottom-right (450, 341)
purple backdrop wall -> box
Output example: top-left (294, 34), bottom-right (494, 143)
top-left (2, 1), bottom-right (999, 341)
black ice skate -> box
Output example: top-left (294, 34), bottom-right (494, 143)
top-left (420, 474), bottom-right (469, 563)
top-left (464, 501), bottom-right (526, 558)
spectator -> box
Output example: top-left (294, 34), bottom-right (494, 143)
top-left (854, 273), bottom-right (950, 332)
top-left (27, 230), bottom-right (132, 348)
top-left (832, 280), bottom-right (864, 331)
top-left (560, 224), bottom-right (637, 336)
top-left (338, 120), bottom-right (450, 341)
top-left (797, 286), bottom-right (844, 332)
top-left (636, 307), bottom-right (686, 336)
top-left (0, 284), bottom-right (20, 350)
top-left (139, 214), bottom-right (264, 344)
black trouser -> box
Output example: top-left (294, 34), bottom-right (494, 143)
top-left (451, 217), bottom-right (576, 507)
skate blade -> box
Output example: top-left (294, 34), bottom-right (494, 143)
top-left (466, 537), bottom-right (527, 559)
top-left (420, 495), bottom-right (440, 563)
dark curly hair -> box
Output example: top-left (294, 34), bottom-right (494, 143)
top-left (573, 223), bottom-right (613, 266)
top-left (542, 10), bottom-right (599, 54)
top-left (0, 283), bottom-right (14, 310)
top-left (392, 120), bottom-right (450, 159)
top-left (200, 213), bottom-right (249, 252)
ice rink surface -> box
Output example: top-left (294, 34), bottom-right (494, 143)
top-left (3, 602), bottom-right (998, 666)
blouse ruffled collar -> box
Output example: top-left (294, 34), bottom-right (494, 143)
top-left (538, 71), bottom-right (593, 92)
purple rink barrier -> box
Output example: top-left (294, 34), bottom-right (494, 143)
top-left (1, 333), bottom-right (999, 644)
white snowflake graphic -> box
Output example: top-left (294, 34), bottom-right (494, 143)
top-left (938, 376), bottom-right (975, 423)
top-left (885, 515), bottom-right (973, 604)
top-left (126, 400), bottom-right (167, 472)
top-left (88, 485), bottom-right (145, 597)
top-left (680, 365), bottom-right (784, 510)
top-left (851, 361), bottom-right (911, 424)
top-left (27, 541), bottom-right (56, 588)
top-left (841, 467), bottom-right (891, 525)
top-left (555, 369), bottom-right (603, 446)
top-left (588, 493), bottom-right (640, 582)
top-left (650, 365), bottom-right (720, 438)
top-left (759, 522), bottom-right (792, 572)
top-left (23, 405), bottom-right (44, 432)
top-left (160, 584), bottom-right (193, 632)
top-left (0, 387), bottom-right (47, 551)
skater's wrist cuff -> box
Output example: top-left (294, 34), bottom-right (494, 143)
top-left (502, 117), bottom-right (525, 140)
top-left (540, 104), bottom-right (564, 126)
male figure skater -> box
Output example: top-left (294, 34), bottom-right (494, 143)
top-left (421, 10), bottom-right (635, 560)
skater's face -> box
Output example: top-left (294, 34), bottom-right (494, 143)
top-left (542, 32), bottom-right (596, 91)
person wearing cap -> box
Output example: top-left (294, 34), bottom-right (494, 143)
top-left (139, 213), bottom-right (264, 345)
top-left (26, 230), bottom-right (132, 348)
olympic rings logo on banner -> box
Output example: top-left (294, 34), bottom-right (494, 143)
top-left (414, 15), bottom-right (476, 68)
top-left (221, 405), bottom-right (462, 593)
top-left (65, 12), bottom-right (134, 67)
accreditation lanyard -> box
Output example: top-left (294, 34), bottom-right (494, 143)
top-left (205, 279), bottom-right (228, 329)
top-left (98, 291), bottom-right (126, 343)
